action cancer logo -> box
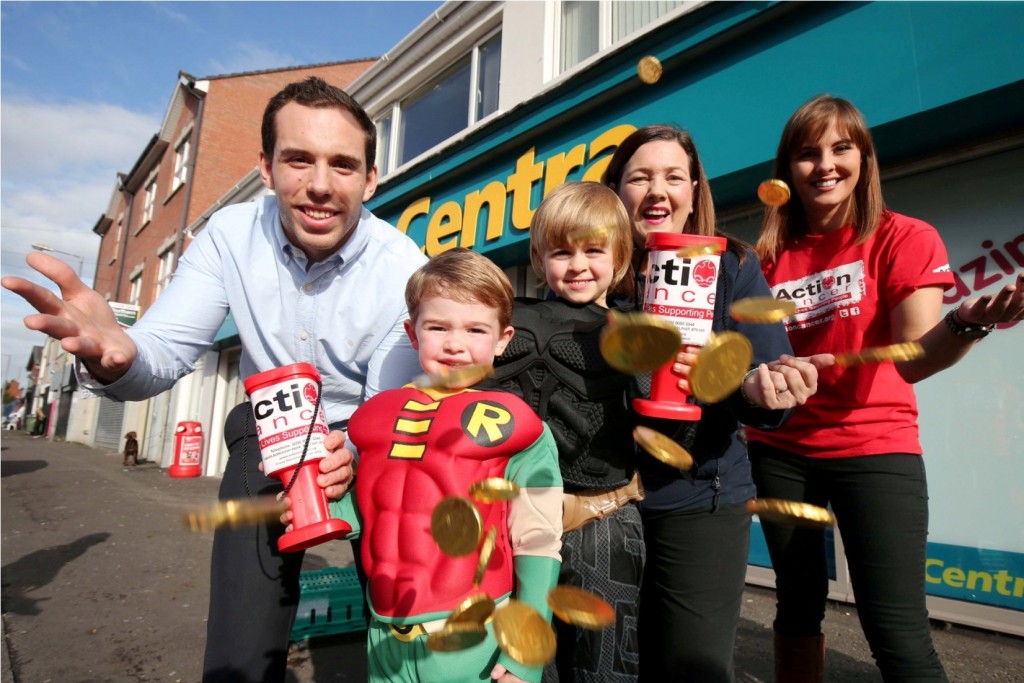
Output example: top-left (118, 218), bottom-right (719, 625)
top-left (303, 383), bottom-right (318, 406)
top-left (693, 259), bottom-right (717, 287)
top-left (822, 275), bottom-right (835, 289)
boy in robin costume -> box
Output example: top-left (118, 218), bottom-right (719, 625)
top-left (321, 248), bottom-right (563, 683)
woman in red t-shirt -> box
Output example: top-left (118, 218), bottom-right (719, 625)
top-left (747, 95), bottom-right (1024, 682)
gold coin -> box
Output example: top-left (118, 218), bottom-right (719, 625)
top-left (747, 498), bottom-right (834, 529)
top-left (675, 242), bottom-right (723, 259)
top-left (469, 478), bottom-right (521, 504)
top-left (547, 585), bottom-right (615, 630)
top-left (474, 526), bottom-right (498, 587)
top-left (730, 297), bottom-right (797, 324)
top-left (689, 332), bottom-right (753, 403)
top-left (493, 599), bottom-right (557, 667)
top-left (431, 496), bottom-right (483, 556)
top-left (182, 497), bottom-right (287, 532)
top-left (633, 425), bottom-right (695, 472)
top-left (426, 621), bottom-right (488, 652)
top-left (566, 225), bottom-right (611, 244)
top-left (637, 55), bottom-right (663, 84)
top-left (757, 179), bottom-right (791, 207)
top-left (413, 363), bottom-right (494, 390)
top-left (448, 591), bottom-right (496, 626)
top-left (834, 341), bottom-right (925, 368)
top-left (599, 311), bottom-right (681, 374)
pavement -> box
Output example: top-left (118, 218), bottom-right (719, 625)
top-left (2, 430), bottom-right (1023, 682)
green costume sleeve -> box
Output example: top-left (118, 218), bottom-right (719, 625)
top-left (497, 555), bottom-right (561, 683)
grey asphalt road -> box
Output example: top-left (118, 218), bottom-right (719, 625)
top-left (2, 431), bottom-right (1022, 682)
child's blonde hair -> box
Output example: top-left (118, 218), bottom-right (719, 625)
top-left (529, 182), bottom-right (634, 299)
top-left (406, 248), bottom-right (514, 329)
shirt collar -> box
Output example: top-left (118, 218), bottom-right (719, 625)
top-left (271, 202), bottom-right (373, 270)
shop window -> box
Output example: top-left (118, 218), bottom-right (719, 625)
top-left (560, 0), bottom-right (686, 73)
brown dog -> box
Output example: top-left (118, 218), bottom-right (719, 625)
top-left (123, 432), bottom-right (139, 466)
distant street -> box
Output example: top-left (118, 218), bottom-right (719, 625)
top-left (3, 430), bottom-right (1023, 681)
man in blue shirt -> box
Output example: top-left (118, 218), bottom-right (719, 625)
top-left (3, 76), bottom-right (427, 681)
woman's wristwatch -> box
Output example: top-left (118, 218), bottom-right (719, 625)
top-left (944, 306), bottom-right (995, 340)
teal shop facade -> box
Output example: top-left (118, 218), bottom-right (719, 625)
top-left (363, 1), bottom-right (1024, 635)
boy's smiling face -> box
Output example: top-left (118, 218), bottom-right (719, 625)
top-left (404, 293), bottom-right (514, 377)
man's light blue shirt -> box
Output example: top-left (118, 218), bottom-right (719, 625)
top-left (84, 196), bottom-right (427, 425)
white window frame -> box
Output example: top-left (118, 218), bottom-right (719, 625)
top-left (142, 174), bottom-right (158, 226)
top-left (171, 129), bottom-right (191, 193)
top-left (154, 240), bottom-right (176, 298)
top-left (128, 273), bottom-right (142, 307)
top-left (377, 27), bottom-right (502, 176)
top-left (554, 0), bottom-right (689, 78)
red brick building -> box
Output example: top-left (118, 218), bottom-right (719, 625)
top-left (81, 61), bottom-right (374, 455)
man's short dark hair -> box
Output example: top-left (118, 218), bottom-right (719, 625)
top-left (261, 76), bottom-right (377, 169)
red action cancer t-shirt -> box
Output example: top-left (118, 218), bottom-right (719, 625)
top-left (746, 211), bottom-right (954, 458)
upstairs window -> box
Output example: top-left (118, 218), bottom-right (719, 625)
top-left (128, 274), bottom-right (142, 307)
top-left (142, 176), bottom-right (157, 226)
top-left (560, 0), bottom-right (686, 73)
top-left (172, 136), bottom-right (190, 192)
top-left (378, 30), bottom-right (502, 174)
top-left (155, 247), bottom-right (175, 298)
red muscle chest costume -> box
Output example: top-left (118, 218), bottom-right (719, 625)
top-left (348, 385), bottom-right (547, 619)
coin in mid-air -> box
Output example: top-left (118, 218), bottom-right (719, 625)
top-left (689, 332), bottom-right (753, 403)
top-left (474, 526), bottom-right (498, 587)
top-left (493, 599), bottom-right (557, 667)
top-left (633, 425), bottom-right (695, 472)
top-left (547, 585), bottom-right (615, 630)
top-left (448, 591), bottom-right (496, 627)
top-left (182, 497), bottom-right (287, 532)
top-left (567, 225), bottom-right (611, 244)
top-left (413, 364), bottom-right (494, 390)
top-left (637, 55), bottom-right (663, 84)
top-left (469, 478), bottom-right (521, 504)
top-left (757, 179), bottom-right (791, 207)
top-left (834, 341), bottom-right (925, 368)
top-left (431, 496), bottom-right (483, 557)
top-left (426, 621), bottom-right (488, 652)
top-left (599, 311), bottom-right (681, 374)
top-left (730, 297), bottom-right (797, 324)
top-left (675, 242), bottom-right (723, 259)
top-left (747, 498), bottom-right (834, 529)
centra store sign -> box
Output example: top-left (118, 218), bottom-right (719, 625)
top-left (390, 124), bottom-right (636, 258)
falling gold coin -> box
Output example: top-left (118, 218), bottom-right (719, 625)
top-left (547, 585), bottom-right (615, 630)
top-left (599, 311), bottom-right (681, 374)
top-left (426, 621), bottom-right (488, 652)
top-left (757, 179), bottom-right (791, 207)
top-left (448, 591), bottom-right (496, 627)
top-left (689, 332), bottom-right (754, 403)
top-left (567, 225), bottom-right (611, 244)
top-left (493, 599), bottom-right (557, 667)
top-left (431, 496), bottom-right (483, 556)
top-left (747, 498), bottom-right (834, 529)
top-left (675, 242), bottom-right (722, 259)
top-left (637, 55), bottom-right (663, 84)
top-left (182, 497), bottom-right (287, 532)
top-left (413, 363), bottom-right (494, 390)
top-left (469, 478), bottom-right (521, 504)
top-left (730, 297), bottom-right (797, 324)
top-left (633, 425), bottom-right (695, 472)
top-left (474, 526), bottom-right (498, 587)
top-left (834, 342), bottom-right (925, 368)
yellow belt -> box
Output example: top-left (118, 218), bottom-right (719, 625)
top-left (386, 597), bottom-right (509, 641)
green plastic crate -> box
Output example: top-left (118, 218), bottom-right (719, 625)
top-left (290, 566), bottom-right (368, 642)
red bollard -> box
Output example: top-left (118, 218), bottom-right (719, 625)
top-left (244, 363), bottom-right (351, 553)
top-left (169, 421), bottom-right (204, 478)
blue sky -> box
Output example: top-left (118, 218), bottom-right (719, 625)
top-left (0, 1), bottom-right (442, 385)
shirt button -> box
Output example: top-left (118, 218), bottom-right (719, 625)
top-left (304, 283), bottom-right (314, 292)
top-left (300, 332), bottom-right (309, 341)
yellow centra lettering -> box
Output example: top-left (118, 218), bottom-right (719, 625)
top-left (426, 200), bottom-right (464, 255)
top-left (507, 147), bottom-right (545, 230)
top-left (925, 558), bottom-right (943, 584)
top-left (543, 145), bottom-right (587, 196)
top-left (398, 196), bottom-right (431, 235)
top-left (582, 124), bottom-right (636, 183)
top-left (466, 403), bottom-right (512, 442)
top-left (463, 181), bottom-right (508, 248)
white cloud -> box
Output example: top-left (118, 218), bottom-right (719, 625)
top-left (0, 97), bottom-right (161, 387)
